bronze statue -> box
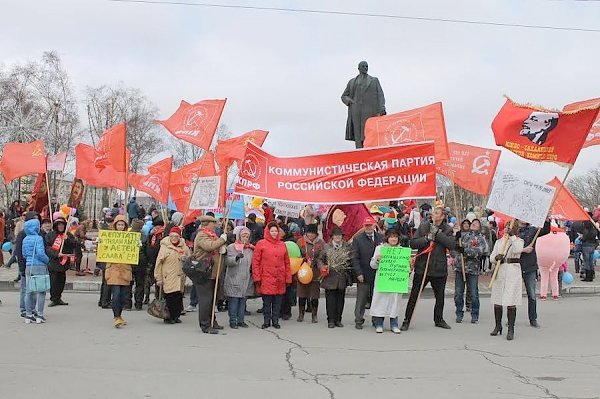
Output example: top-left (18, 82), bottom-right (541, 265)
top-left (341, 61), bottom-right (386, 148)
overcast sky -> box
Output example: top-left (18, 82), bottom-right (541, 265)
top-left (1, 0), bottom-right (599, 184)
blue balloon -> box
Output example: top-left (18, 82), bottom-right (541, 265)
top-left (450, 216), bottom-right (457, 223)
top-left (594, 250), bottom-right (600, 260)
top-left (2, 241), bottom-right (11, 252)
top-left (562, 271), bottom-right (574, 285)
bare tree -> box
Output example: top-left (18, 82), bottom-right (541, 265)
top-left (84, 84), bottom-right (164, 208)
top-left (170, 123), bottom-right (232, 168)
top-left (567, 164), bottom-right (600, 210)
top-left (0, 51), bottom-right (79, 207)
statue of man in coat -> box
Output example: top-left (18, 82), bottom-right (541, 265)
top-left (341, 61), bottom-right (386, 149)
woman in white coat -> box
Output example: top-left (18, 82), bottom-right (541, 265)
top-left (369, 229), bottom-right (407, 334)
top-left (489, 221), bottom-right (524, 341)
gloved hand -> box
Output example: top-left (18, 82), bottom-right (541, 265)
top-left (219, 245), bottom-right (227, 254)
top-left (220, 233), bottom-right (228, 241)
top-left (235, 253), bottom-right (244, 261)
top-left (494, 254), bottom-right (505, 262)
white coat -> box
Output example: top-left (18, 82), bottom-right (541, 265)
top-left (368, 244), bottom-right (403, 318)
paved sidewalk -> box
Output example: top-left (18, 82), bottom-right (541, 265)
top-left (1, 251), bottom-right (599, 296)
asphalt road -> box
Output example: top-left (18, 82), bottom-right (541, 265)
top-left (0, 292), bottom-right (598, 399)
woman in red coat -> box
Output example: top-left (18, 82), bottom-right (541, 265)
top-left (253, 222), bottom-right (291, 329)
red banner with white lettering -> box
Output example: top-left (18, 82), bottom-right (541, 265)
top-left (436, 142), bottom-right (501, 196)
top-left (234, 142), bottom-right (436, 204)
top-left (563, 98), bottom-right (600, 149)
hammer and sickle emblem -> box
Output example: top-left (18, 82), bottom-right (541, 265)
top-left (472, 154), bottom-right (491, 175)
top-left (32, 144), bottom-right (43, 157)
top-left (243, 158), bottom-right (258, 178)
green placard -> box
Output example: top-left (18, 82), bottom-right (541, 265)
top-left (96, 230), bottom-right (141, 265)
top-left (376, 246), bottom-right (411, 293)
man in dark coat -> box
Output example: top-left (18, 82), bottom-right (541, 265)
top-left (246, 213), bottom-right (263, 245)
top-left (519, 219), bottom-right (551, 328)
top-left (401, 207), bottom-right (456, 331)
top-left (351, 217), bottom-right (384, 329)
top-left (341, 61), bottom-right (386, 148)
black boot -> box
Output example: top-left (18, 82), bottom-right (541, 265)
top-left (506, 306), bottom-right (516, 341)
top-left (297, 308), bottom-right (305, 322)
top-left (490, 305), bottom-right (503, 336)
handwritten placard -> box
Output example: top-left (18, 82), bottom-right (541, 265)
top-left (376, 246), bottom-right (411, 293)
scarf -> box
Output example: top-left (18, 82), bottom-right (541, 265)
top-left (201, 227), bottom-right (218, 240)
top-left (234, 240), bottom-right (255, 252)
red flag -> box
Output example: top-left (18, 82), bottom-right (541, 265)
top-left (563, 98), bottom-right (600, 149)
top-left (364, 102), bottom-right (449, 160)
top-left (95, 123), bottom-right (127, 172)
top-left (215, 130), bottom-right (269, 169)
top-left (75, 144), bottom-right (129, 191)
top-left (26, 173), bottom-right (49, 213)
top-left (547, 177), bottom-right (589, 221)
top-left (322, 204), bottom-right (372, 243)
top-left (492, 98), bottom-right (600, 165)
top-left (436, 142), bottom-right (501, 196)
top-left (129, 156), bottom-right (173, 204)
top-left (0, 140), bottom-right (47, 183)
top-left (157, 99), bottom-right (226, 150)
top-left (47, 152), bottom-right (67, 171)
top-left (169, 152), bottom-right (217, 212)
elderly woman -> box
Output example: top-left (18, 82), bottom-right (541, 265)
top-left (369, 229), bottom-right (407, 334)
top-left (490, 221), bottom-right (524, 341)
top-left (224, 227), bottom-right (255, 329)
top-left (296, 224), bottom-right (325, 323)
top-left (155, 226), bottom-right (190, 324)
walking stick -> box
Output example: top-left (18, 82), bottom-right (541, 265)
top-left (407, 244), bottom-right (433, 329)
top-left (210, 202), bottom-right (234, 329)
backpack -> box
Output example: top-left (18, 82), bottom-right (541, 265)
top-left (146, 226), bottom-right (165, 264)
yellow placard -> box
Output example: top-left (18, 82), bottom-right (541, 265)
top-left (96, 230), bottom-right (141, 265)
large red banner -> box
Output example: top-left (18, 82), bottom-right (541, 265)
top-left (235, 142), bottom-right (436, 204)
top-left (492, 98), bottom-right (599, 165)
top-left (563, 98), bottom-right (600, 149)
top-left (436, 142), bottom-right (501, 196)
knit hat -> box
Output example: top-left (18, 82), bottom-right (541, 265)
top-left (235, 226), bottom-right (251, 241)
top-left (305, 224), bottom-right (318, 235)
top-left (169, 226), bottom-right (182, 236)
top-left (130, 219), bottom-right (145, 232)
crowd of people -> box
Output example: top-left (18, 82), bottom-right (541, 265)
top-left (2, 198), bottom-right (599, 341)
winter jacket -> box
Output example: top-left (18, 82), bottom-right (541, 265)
top-left (318, 242), bottom-right (353, 290)
top-left (22, 219), bottom-right (49, 267)
top-left (193, 228), bottom-right (227, 280)
top-left (224, 243), bottom-right (255, 298)
top-left (519, 220), bottom-right (551, 274)
top-left (154, 236), bottom-right (189, 294)
top-left (126, 199), bottom-right (141, 220)
top-left (411, 220), bottom-right (456, 277)
top-left (351, 231), bottom-right (385, 284)
top-left (252, 228), bottom-right (291, 295)
top-left (454, 230), bottom-right (487, 275)
top-left (45, 217), bottom-right (77, 273)
top-left (16, 212), bottom-right (40, 275)
top-left (581, 221), bottom-right (598, 247)
top-left (104, 215), bottom-right (133, 286)
top-left (246, 221), bottom-right (264, 245)
top-left (297, 235), bottom-right (326, 283)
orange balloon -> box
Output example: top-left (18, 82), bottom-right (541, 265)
top-left (297, 262), bottom-right (313, 284)
top-left (290, 258), bottom-right (303, 275)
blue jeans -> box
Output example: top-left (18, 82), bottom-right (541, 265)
top-left (582, 245), bottom-right (596, 272)
top-left (110, 285), bottom-right (129, 318)
top-left (573, 246), bottom-right (582, 273)
top-left (454, 271), bottom-right (480, 319)
top-left (522, 270), bottom-right (538, 322)
top-left (189, 285), bottom-right (198, 307)
top-left (227, 296), bottom-right (247, 325)
top-left (19, 273), bottom-right (27, 313)
top-left (372, 317), bottom-right (399, 329)
top-left (25, 266), bottom-right (48, 317)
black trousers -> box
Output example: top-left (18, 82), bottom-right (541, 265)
top-left (325, 289), bottom-right (345, 323)
top-left (164, 291), bottom-right (183, 321)
top-left (99, 268), bottom-right (111, 307)
top-left (262, 294), bottom-right (283, 325)
top-left (128, 265), bottom-right (146, 307)
top-left (404, 273), bottom-right (447, 324)
top-left (194, 280), bottom-right (216, 330)
top-left (49, 270), bottom-right (66, 303)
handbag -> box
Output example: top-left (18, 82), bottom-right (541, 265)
top-left (182, 255), bottom-right (214, 285)
top-left (26, 236), bottom-right (50, 293)
top-left (147, 288), bottom-right (170, 320)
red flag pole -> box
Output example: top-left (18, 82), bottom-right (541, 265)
top-left (45, 172), bottom-right (53, 223)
